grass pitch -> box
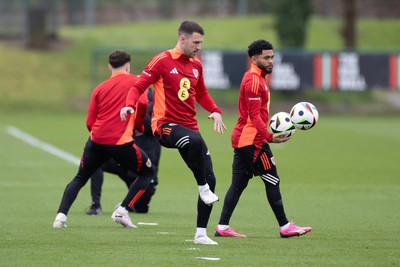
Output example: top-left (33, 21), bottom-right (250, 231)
top-left (0, 112), bottom-right (399, 266)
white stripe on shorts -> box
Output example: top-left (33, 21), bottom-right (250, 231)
top-left (260, 174), bottom-right (279, 185)
top-left (175, 136), bottom-right (189, 148)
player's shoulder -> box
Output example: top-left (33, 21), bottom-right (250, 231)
top-left (152, 51), bottom-right (170, 62)
top-left (242, 69), bottom-right (260, 82)
top-left (125, 73), bottom-right (139, 79)
top-left (113, 73), bottom-right (139, 84)
top-left (189, 57), bottom-right (203, 71)
top-left (241, 71), bottom-right (264, 93)
top-left (147, 51), bottom-right (170, 69)
top-left (192, 57), bottom-right (202, 64)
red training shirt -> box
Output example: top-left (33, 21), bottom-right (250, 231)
top-left (231, 64), bottom-right (273, 151)
top-left (126, 46), bottom-right (222, 134)
top-left (86, 72), bottom-right (147, 145)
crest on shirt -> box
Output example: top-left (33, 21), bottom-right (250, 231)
top-left (192, 69), bottom-right (199, 79)
top-left (146, 158), bottom-right (152, 168)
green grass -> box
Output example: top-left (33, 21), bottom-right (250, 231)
top-left (0, 113), bottom-right (399, 266)
top-left (1, 15), bottom-right (400, 113)
top-left (0, 15), bottom-right (399, 265)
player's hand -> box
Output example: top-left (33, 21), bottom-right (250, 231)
top-left (135, 130), bottom-right (144, 137)
top-left (208, 112), bottom-right (227, 134)
top-left (120, 107), bottom-right (134, 121)
top-left (271, 133), bottom-right (290, 143)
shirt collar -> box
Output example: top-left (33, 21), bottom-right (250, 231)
top-left (250, 63), bottom-right (267, 78)
top-left (110, 71), bottom-right (127, 78)
top-left (169, 45), bottom-right (190, 60)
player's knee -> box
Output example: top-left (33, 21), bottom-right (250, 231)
top-left (140, 159), bottom-right (155, 178)
top-left (188, 134), bottom-right (204, 151)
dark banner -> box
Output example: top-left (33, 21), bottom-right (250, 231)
top-left (202, 51), bottom-right (400, 91)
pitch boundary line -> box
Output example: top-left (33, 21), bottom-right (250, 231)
top-left (5, 125), bottom-right (80, 166)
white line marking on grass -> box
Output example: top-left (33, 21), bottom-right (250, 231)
top-left (5, 125), bottom-right (80, 166)
top-left (195, 257), bottom-right (220, 261)
top-left (137, 222), bottom-right (159, 226)
top-left (157, 232), bottom-right (176, 235)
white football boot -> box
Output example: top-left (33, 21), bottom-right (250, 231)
top-left (53, 213), bottom-right (67, 228)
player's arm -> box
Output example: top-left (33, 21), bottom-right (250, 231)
top-left (121, 66), bottom-right (158, 121)
top-left (86, 88), bottom-right (99, 131)
top-left (249, 104), bottom-right (289, 143)
top-left (244, 77), bottom-right (273, 142)
top-left (245, 84), bottom-right (289, 144)
top-left (271, 133), bottom-right (290, 143)
top-left (195, 69), bottom-right (227, 134)
top-left (133, 89), bottom-right (149, 135)
top-left (197, 94), bottom-right (227, 134)
top-left (142, 90), bottom-right (153, 136)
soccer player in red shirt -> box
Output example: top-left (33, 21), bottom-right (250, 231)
top-left (120, 20), bottom-right (226, 245)
top-left (214, 40), bottom-right (312, 238)
top-left (86, 89), bottom-right (161, 215)
top-left (53, 50), bottom-right (154, 229)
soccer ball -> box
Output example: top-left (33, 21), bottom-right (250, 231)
top-left (290, 102), bottom-right (319, 130)
top-left (269, 112), bottom-right (296, 137)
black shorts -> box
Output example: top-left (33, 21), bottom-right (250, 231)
top-left (154, 123), bottom-right (214, 183)
top-left (80, 138), bottom-right (153, 180)
top-left (233, 143), bottom-right (278, 178)
top-left (155, 123), bottom-right (208, 154)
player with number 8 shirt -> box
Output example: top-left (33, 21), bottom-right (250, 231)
top-left (121, 20), bottom-right (227, 245)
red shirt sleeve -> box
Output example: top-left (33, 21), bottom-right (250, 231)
top-left (195, 64), bottom-right (222, 114)
top-left (245, 75), bottom-right (273, 143)
top-left (126, 53), bottom-right (164, 109)
top-left (86, 86), bottom-right (99, 132)
top-left (134, 89), bottom-right (149, 133)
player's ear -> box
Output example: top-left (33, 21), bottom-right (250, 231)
top-left (179, 34), bottom-right (186, 43)
top-left (250, 55), bottom-right (257, 65)
top-left (108, 64), bottom-right (112, 71)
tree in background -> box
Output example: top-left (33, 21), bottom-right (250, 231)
top-left (273, 0), bottom-right (313, 49)
top-left (26, 0), bottom-right (48, 49)
top-left (341, 0), bottom-right (357, 49)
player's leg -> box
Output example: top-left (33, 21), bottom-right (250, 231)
top-left (129, 137), bottom-right (161, 213)
top-left (158, 124), bottom-right (207, 183)
top-left (133, 132), bottom-right (161, 209)
top-left (215, 148), bottom-right (250, 237)
top-left (252, 144), bottom-right (288, 227)
top-left (102, 159), bottom-right (133, 188)
top-left (258, 144), bottom-right (311, 237)
top-left (131, 182), bottom-right (156, 213)
top-left (53, 139), bottom-right (109, 228)
top-left (140, 135), bottom-right (161, 186)
top-left (157, 124), bottom-right (218, 205)
top-left (86, 167), bottom-right (104, 215)
top-left (111, 142), bottom-right (154, 228)
top-left (193, 149), bottom-right (221, 244)
top-left (156, 124), bottom-right (218, 244)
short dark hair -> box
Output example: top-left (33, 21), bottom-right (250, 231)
top-left (108, 50), bottom-right (131, 68)
top-left (178, 20), bottom-right (205, 36)
top-left (247, 40), bottom-right (273, 57)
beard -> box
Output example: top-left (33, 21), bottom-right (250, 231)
top-left (257, 63), bottom-right (273, 74)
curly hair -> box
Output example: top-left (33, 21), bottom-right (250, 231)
top-left (247, 40), bottom-right (273, 57)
